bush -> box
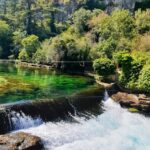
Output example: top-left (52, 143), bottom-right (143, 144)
top-left (113, 51), bottom-right (133, 68)
top-left (98, 38), bottom-right (117, 58)
top-left (21, 35), bottom-right (40, 58)
top-left (132, 34), bottom-right (150, 52)
top-left (135, 9), bottom-right (150, 34)
top-left (18, 49), bottom-right (29, 62)
top-left (131, 50), bottom-right (150, 65)
top-left (93, 57), bottom-right (116, 76)
top-left (138, 65), bottom-right (150, 91)
top-left (0, 20), bottom-right (12, 58)
top-left (111, 10), bottom-right (136, 39)
top-left (72, 8), bottom-right (92, 33)
top-left (114, 51), bottom-right (144, 89)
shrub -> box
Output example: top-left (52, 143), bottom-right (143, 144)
top-left (21, 35), bottom-right (40, 58)
top-left (114, 51), bottom-right (144, 89)
top-left (132, 34), bottom-right (150, 52)
top-left (93, 57), bottom-right (116, 76)
top-left (18, 49), bottom-right (29, 62)
top-left (98, 38), bottom-right (117, 58)
top-left (138, 65), bottom-right (150, 91)
top-left (131, 50), bottom-right (150, 65)
top-left (0, 20), bottom-right (12, 58)
top-left (111, 10), bottom-right (136, 39)
top-left (113, 51), bottom-right (133, 68)
top-left (72, 8), bottom-right (92, 33)
top-left (135, 9), bottom-right (150, 34)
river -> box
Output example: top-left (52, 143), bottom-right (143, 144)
top-left (16, 93), bottom-right (150, 150)
top-left (1, 62), bottom-right (150, 150)
top-left (0, 62), bottom-right (95, 104)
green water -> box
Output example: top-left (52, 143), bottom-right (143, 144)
top-left (0, 62), bottom-right (95, 104)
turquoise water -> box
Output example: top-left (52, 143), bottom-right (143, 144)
top-left (0, 62), bottom-right (95, 104)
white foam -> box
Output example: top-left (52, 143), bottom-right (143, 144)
top-left (11, 111), bottom-right (43, 130)
top-left (18, 97), bottom-right (150, 150)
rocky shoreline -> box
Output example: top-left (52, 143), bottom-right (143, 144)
top-left (111, 92), bottom-right (150, 114)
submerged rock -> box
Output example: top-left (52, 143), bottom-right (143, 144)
top-left (0, 132), bottom-right (43, 150)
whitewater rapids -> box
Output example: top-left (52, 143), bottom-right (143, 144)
top-left (18, 97), bottom-right (150, 150)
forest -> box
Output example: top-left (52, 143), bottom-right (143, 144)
top-left (0, 0), bottom-right (150, 92)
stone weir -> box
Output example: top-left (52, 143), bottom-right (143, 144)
top-left (0, 85), bottom-right (111, 134)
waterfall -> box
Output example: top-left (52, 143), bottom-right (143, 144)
top-left (19, 90), bottom-right (150, 150)
top-left (10, 111), bottom-right (43, 130)
top-left (103, 89), bottom-right (109, 101)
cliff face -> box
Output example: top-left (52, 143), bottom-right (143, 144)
top-left (103, 0), bottom-right (142, 13)
top-left (54, 0), bottom-right (142, 22)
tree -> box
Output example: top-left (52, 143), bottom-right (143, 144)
top-left (111, 10), bottom-right (136, 39)
top-left (93, 57), bottom-right (116, 76)
top-left (138, 65), bottom-right (150, 91)
top-left (18, 49), bottom-right (29, 62)
top-left (72, 8), bottom-right (92, 33)
top-left (0, 20), bottom-right (11, 58)
top-left (21, 35), bottom-right (40, 58)
top-left (132, 33), bottom-right (150, 52)
top-left (135, 9), bottom-right (150, 34)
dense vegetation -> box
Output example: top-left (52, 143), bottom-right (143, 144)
top-left (0, 0), bottom-right (150, 91)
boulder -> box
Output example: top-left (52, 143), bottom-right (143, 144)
top-left (0, 132), bottom-right (43, 150)
top-left (111, 92), bottom-right (139, 105)
top-left (111, 92), bottom-right (150, 113)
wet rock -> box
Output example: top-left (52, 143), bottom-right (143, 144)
top-left (111, 92), bottom-right (150, 113)
top-left (0, 132), bottom-right (43, 150)
top-left (111, 92), bottom-right (139, 105)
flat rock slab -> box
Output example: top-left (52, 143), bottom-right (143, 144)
top-left (0, 132), bottom-right (43, 150)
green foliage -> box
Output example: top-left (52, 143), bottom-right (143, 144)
top-left (111, 10), bottom-right (136, 39)
top-left (0, 20), bottom-right (11, 58)
top-left (0, 0), bottom-right (149, 92)
top-left (135, 9), bottom-right (150, 34)
top-left (21, 35), bottom-right (40, 58)
top-left (72, 8), bottom-right (92, 33)
top-left (18, 49), bottom-right (29, 62)
top-left (113, 51), bottom-right (133, 68)
top-left (89, 10), bottom-right (136, 61)
top-left (115, 52), bottom-right (144, 89)
top-left (93, 57), bottom-right (116, 76)
top-left (131, 50), bottom-right (150, 65)
top-left (132, 33), bottom-right (150, 52)
top-left (33, 40), bottom-right (50, 64)
top-left (98, 38), bottom-right (117, 58)
top-left (33, 32), bottom-right (91, 71)
top-left (138, 65), bottom-right (150, 91)
top-left (12, 30), bottom-right (26, 58)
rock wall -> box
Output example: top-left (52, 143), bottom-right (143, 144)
top-left (104, 0), bottom-right (142, 13)
top-left (53, 0), bottom-right (143, 22)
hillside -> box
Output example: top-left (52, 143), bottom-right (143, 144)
top-left (0, 0), bottom-right (150, 92)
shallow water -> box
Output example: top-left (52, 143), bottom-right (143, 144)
top-left (19, 97), bottom-right (150, 150)
top-left (0, 62), bottom-right (95, 104)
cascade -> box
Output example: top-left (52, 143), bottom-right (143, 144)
top-left (18, 90), bottom-right (150, 150)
